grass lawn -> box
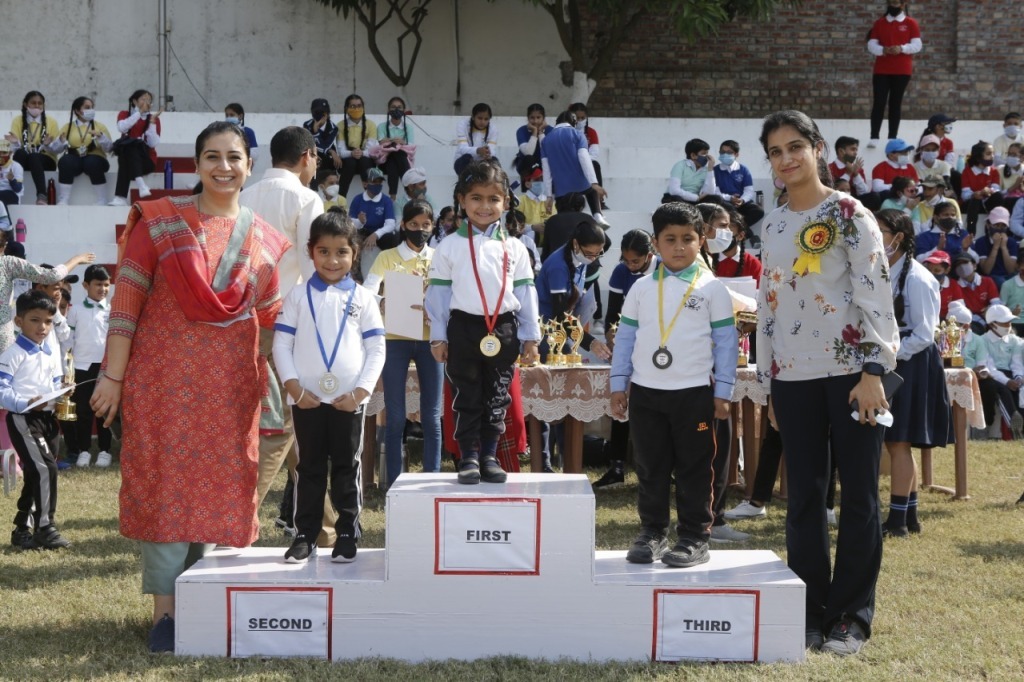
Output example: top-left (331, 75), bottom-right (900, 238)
top-left (1, 439), bottom-right (1023, 681)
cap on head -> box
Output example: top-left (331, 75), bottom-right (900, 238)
top-left (885, 139), bottom-right (914, 155)
top-left (985, 304), bottom-right (1016, 324)
top-left (988, 206), bottom-right (1011, 226)
top-left (923, 250), bottom-right (951, 266)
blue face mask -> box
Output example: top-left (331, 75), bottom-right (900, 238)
top-left (366, 184), bottom-right (383, 197)
top-left (225, 116), bottom-right (240, 125)
top-left (695, 155), bottom-right (708, 169)
top-left (719, 153), bottom-right (735, 166)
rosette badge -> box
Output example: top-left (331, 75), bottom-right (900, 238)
top-left (793, 220), bottom-right (838, 275)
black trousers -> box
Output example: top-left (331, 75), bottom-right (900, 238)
top-left (114, 144), bottom-right (154, 198)
top-left (339, 156), bottom-right (376, 196)
top-left (380, 150), bottom-right (410, 196)
top-left (0, 189), bottom-right (18, 207)
top-left (963, 193), bottom-right (1004, 234)
top-left (710, 417), bottom-right (731, 525)
top-left (629, 383), bottom-right (716, 541)
top-left (870, 74), bottom-right (912, 140)
top-left (13, 150), bottom-right (55, 200)
top-left (68, 362), bottom-right (112, 454)
top-left (555, 188), bottom-right (601, 217)
top-left (58, 153), bottom-right (109, 185)
top-left (445, 310), bottom-right (519, 454)
top-left (749, 420), bottom-right (838, 508)
top-left (978, 375), bottom-right (1021, 427)
top-left (291, 404), bottom-right (364, 542)
top-left (772, 374), bottom-right (884, 638)
top-left (8, 411), bottom-right (61, 530)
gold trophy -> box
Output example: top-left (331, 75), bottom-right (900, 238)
top-left (55, 349), bottom-right (77, 422)
top-left (547, 319), bottom-right (567, 366)
top-left (564, 314), bottom-right (584, 366)
top-left (736, 311), bottom-right (757, 368)
top-left (936, 316), bottom-right (964, 367)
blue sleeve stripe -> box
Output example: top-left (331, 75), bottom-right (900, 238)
top-left (362, 328), bottom-right (386, 338)
top-left (274, 323), bottom-right (297, 335)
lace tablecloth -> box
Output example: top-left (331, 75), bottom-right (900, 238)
top-left (944, 367), bottom-right (985, 429)
top-left (733, 366), bottom-right (766, 405)
top-left (519, 365), bottom-right (615, 422)
top-left (366, 372), bottom-right (421, 418)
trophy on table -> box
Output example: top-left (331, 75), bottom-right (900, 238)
top-left (935, 316), bottom-right (964, 367)
top-left (735, 311), bottom-right (758, 368)
top-left (55, 349), bottom-right (77, 422)
top-left (564, 314), bottom-right (584, 366)
top-left (544, 318), bottom-right (567, 366)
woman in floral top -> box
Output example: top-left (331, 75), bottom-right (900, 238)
top-left (755, 111), bottom-right (900, 657)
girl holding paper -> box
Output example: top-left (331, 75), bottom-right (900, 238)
top-left (364, 199), bottom-right (443, 489)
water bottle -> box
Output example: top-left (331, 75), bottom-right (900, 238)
top-left (15, 218), bottom-right (26, 243)
top-left (47, 178), bottom-right (56, 205)
top-left (164, 160), bottom-right (173, 190)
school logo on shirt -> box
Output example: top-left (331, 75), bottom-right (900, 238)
top-left (685, 295), bottom-right (706, 312)
top-left (697, 422), bottom-right (709, 432)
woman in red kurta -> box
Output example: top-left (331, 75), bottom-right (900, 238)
top-left (91, 122), bottom-right (290, 652)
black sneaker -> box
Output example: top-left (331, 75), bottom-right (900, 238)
top-left (625, 529), bottom-right (668, 564)
top-left (906, 519), bottom-right (922, 534)
top-left (283, 535), bottom-right (316, 563)
top-left (332, 536), bottom-right (357, 563)
top-left (882, 523), bottom-right (909, 539)
top-left (10, 526), bottom-right (33, 549)
top-left (662, 538), bottom-right (709, 568)
top-left (805, 627), bottom-right (824, 652)
top-left (148, 614), bottom-right (175, 654)
top-left (480, 455), bottom-right (507, 483)
top-left (592, 467), bottom-right (624, 490)
top-left (821, 618), bottom-right (867, 656)
top-left (457, 456), bottom-right (481, 485)
top-left (32, 525), bottom-right (70, 549)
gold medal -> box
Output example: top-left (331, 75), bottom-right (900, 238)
top-left (319, 372), bottom-right (339, 394)
top-left (654, 265), bottom-right (698, 370)
top-left (480, 334), bottom-right (501, 357)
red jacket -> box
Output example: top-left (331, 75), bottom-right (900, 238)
top-left (869, 15), bottom-right (920, 76)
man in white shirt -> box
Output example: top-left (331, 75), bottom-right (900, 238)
top-left (240, 127), bottom-right (336, 545)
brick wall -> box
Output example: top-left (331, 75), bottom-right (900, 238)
top-left (586, 2), bottom-right (1016, 123)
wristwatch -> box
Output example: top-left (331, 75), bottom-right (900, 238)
top-left (862, 362), bottom-right (885, 376)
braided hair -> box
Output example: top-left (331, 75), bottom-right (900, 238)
top-left (714, 209), bottom-right (748, 275)
top-left (876, 208), bottom-right (915, 327)
top-left (342, 93), bottom-right (368, 151)
top-left (20, 91), bottom-right (46, 150)
top-left (68, 96), bottom-right (96, 147)
top-left (386, 97), bottom-right (409, 143)
top-left (620, 228), bottom-right (654, 261)
top-left (468, 103), bottom-right (492, 153)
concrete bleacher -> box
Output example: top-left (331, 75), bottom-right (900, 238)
top-left (1, 110), bottom-right (1003, 296)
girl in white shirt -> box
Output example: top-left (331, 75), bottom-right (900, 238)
top-left (453, 103), bottom-right (498, 175)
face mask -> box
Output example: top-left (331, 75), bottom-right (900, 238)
top-left (927, 194), bottom-right (942, 206)
top-left (886, 5), bottom-right (902, 17)
top-left (944, 124), bottom-right (954, 134)
top-left (79, 109), bottom-right (96, 122)
top-left (529, 185), bottom-right (544, 199)
top-left (694, 155), bottom-right (708, 169)
top-left (920, 151), bottom-right (938, 163)
top-left (225, 116), bottom-right (240, 125)
top-left (933, 271), bottom-right (945, 283)
top-left (572, 248), bottom-right (595, 267)
top-left (982, 159), bottom-right (995, 167)
top-left (956, 263), bottom-right (974, 279)
top-left (895, 196), bottom-right (908, 207)
top-left (884, 240), bottom-right (899, 259)
top-left (1005, 125), bottom-right (1020, 138)
top-left (719, 153), bottom-right (735, 166)
top-left (403, 229), bottom-right (428, 248)
top-left (26, 107), bottom-right (42, 118)
top-left (1007, 156), bottom-right (1022, 169)
top-left (627, 256), bottom-right (651, 275)
top-left (938, 217), bottom-right (959, 231)
top-left (366, 184), bottom-right (383, 197)
top-left (347, 107), bottom-right (364, 120)
top-left (843, 153), bottom-right (857, 165)
top-left (992, 324), bottom-right (1011, 338)
top-left (897, 154), bottom-right (910, 165)
top-left (389, 108), bottom-right (404, 120)
top-left (706, 228), bottom-right (734, 254)
top-left (575, 121), bottom-right (586, 132)
top-left (324, 185), bottom-right (340, 199)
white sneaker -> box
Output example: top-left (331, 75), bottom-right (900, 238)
top-left (591, 320), bottom-right (605, 335)
top-left (710, 523), bottom-right (750, 544)
top-left (867, 139), bottom-right (880, 148)
top-left (593, 213), bottom-right (610, 228)
top-left (108, 196), bottom-right (129, 206)
top-left (827, 508), bottom-right (837, 526)
top-left (723, 500), bottom-right (767, 520)
top-left (76, 452), bottom-right (91, 468)
top-left (95, 451), bottom-right (113, 468)
top-left (135, 178), bottom-right (152, 198)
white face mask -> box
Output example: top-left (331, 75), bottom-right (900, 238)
top-left (956, 263), bottom-right (974, 279)
top-left (574, 120), bottom-right (586, 132)
top-left (897, 154), bottom-right (911, 166)
top-left (706, 228), bottom-right (734, 254)
top-left (884, 239), bottom-right (899, 259)
top-left (1006, 156), bottom-right (1022, 169)
top-left (572, 248), bottom-right (595, 267)
top-left (1005, 125), bottom-right (1020, 138)
top-left (324, 185), bottom-right (340, 199)
top-left (926, 193), bottom-right (941, 206)
top-left (79, 109), bottom-right (96, 122)
top-left (920, 151), bottom-right (938, 164)
top-left (992, 324), bottom-right (1011, 338)
top-left (944, 124), bottom-right (954, 134)
top-left (26, 107), bottom-right (42, 118)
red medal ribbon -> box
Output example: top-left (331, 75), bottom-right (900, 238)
top-left (467, 226), bottom-right (509, 336)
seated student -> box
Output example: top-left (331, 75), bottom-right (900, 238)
top-left (518, 165), bottom-right (554, 247)
top-left (997, 142), bottom-right (1024, 211)
top-left (663, 138), bottom-right (716, 205)
top-left (349, 168), bottom-right (397, 278)
top-left (999, 252), bottom-right (1024, 336)
top-left (993, 112), bottom-right (1024, 166)
top-left (830, 136), bottom-right (880, 210)
top-left (375, 96), bottom-right (415, 200)
top-left (917, 114), bottom-right (960, 195)
top-left (974, 206), bottom-right (1018, 287)
top-left (65, 265), bottom-right (113, 468)
top-left (713, 211), bottom-right (762, 283)
top-left (336, 94), bottom-right (379, 198)
top-left (872, 139), bottom-right (919, 194)
top-left (976, 304), bottom-right (1024, 439)
top-left (541, 110), bottom-right (608, 227)
top-left (303, 97), bottom-right (341, 190)
top-left (911, 176), bottom-right (961, 233)
top-left (711, 140), bottom-right (765, 229)
top-left (960, 140), bottom-right (1003, 234)
top-left (1013, 193), bottom-right (1024, 241)
top-left (920, 251), bottom-right (963, 320)
top-left (610, 202), bottom-right (737, 568)
top-left (514, 103), bottom-right (553, 179)
top-left (913, 134), bottom-right (953, 189)
top-left (5, 91), bottom-right (61, 205)
top-left (453, 103), bottom-right (498, 175)
top-left (394, 167), bottom-right (435, 218)
top-left (568, 102), bottom-right (606, 207)
top-left (318, 170), bottom-right (347, 212)
top-left (224, 103), bottom-right (259, 161)
top-left (0, 140), bottom-right (25, 208)
top-left (428, 205), bottom-right (456, 248)
top-left (947, 300), bottom-right (987, 371)
top-left (108, 89), bottom-right (162, 206)
top-left (953, 251), bottom-right (1001, 333)
top-left (2, 290), bottom-right (70, 550)
top-left (55, 96), bottom-right (113, 206)
top-left (915, 200), bottom-right (971, 261)
top-left (879, 175), bottom-right (920, 214)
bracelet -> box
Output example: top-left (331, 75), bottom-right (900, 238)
top-left (297, 389), bottom-right (306, 403)
top-left (430, 340), bottom-right (446, 347)
top-left (103, 374), bottom-right (123, 383)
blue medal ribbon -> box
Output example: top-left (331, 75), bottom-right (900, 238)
top-left (307, 280), bottom-right (356, 375)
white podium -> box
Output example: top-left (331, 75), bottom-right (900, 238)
top-left (176, 473), bottom-right (805, 662)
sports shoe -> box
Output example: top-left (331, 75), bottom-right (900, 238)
top-left (148, 614), bottom-right (175, 653)
top-left (10, 526), bottom-right (33, 549)
top-left (283, 535), bottom-right (316, 563)
top-left (867, 139), bottom-right (880, 149)
top-left (821, 618), bottom-right (867, 656)
top-left (33, 525), bottom-right (71, 549)
top-left (76, 452), bottom-right (91, 468)
top-left (625, 529), bottom-right (668, 564)
top-left (806, 627), bottom-right (824, 652)
top-left (136, 178), bottom-right (152, 198)
top-left (590, 320), bottom-right (605, 336)
top-left (457, 455), bottom-right (481, 485)
top-left (906, 519), bottom-right (922, 534)
top-left (480, 455), bottom-right (507, 483)
top-left (593, 213), bottom-right (610, 228)
top-left (723, 500), bottom-right (766, 520)
top-left (662, 538), bottom-right (710, 568)
top-left (826, 508), bottom-right (837, 526)
top-left (95, 451), bottom-right (113, 468)
top-left (332, 536), bottom-right (357, 563)
top-left (108, 196), bottom-right (129, 206)
top-left (56, 459), bottom-right (72, 471)
top-left (882, 523), bottom-right (908, 539)
top-left (710, 523), bottom-right (750, 544)
top-left (592, 466), bottom-right (624, 490)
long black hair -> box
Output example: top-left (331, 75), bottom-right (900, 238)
top-left (342, 93), bottom-right (368, 151)
top-left (696, 202), bottom-right (727, 269)
top-left (225, 102), bottom-right (246, 126)
top-left (967, 141), bottom-right (991, 168)
top-left (68, 96), bottom-right (95, 143)
top-left (876, 208), bottom-right (915, 327)
top-left (386, 96), bottom-right (409, 142)
top-left (468, 102), bottom-right (492, 149)
top-left (20, 91), bottom-right (47, 148)
top-left (620, 228), bottom-right (654, 261)
top-left (715, 209), bottom-right (748, 274)
top-left (1004, 143), bottom-right (1022, 178)
top-left (560, 216), bottom-right (604, 312)
top-left (759, 110), bottom-right (833, 188)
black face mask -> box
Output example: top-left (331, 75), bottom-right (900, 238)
top-left (887, 5), bottom-right (903, 16)
top-left (938, 217), bottom-right (958, 231)
top-left (312, 109), bottom-right (326, 120)
top-left (404, 229), bottom-right (428, 248)
top-left (389, 108), bottom-right (404, 119)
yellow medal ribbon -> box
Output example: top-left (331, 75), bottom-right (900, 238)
top-left (657, 264), bottom-right (699, 349)
top-left (793, 220), bottom-right (838, 275)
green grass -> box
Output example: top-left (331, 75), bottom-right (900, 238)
top-left (2, 441), bottom-right (1024, 681)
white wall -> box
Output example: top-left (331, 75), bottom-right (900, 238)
top-left (0, 0), bottom-right (567, 116)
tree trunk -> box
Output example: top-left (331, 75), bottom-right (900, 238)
top-left (571, 71), bottom-right (596, 104)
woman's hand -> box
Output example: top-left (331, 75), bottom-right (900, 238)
top-left (766, 398), bottom-right (778, 430)
top-left (849, 372), bottom-right (888, 425)
top-left (589, 339), bottom-right (611, 361)
top-left (71, 252), bottom-right (97, 269)
top-left (520, 340), bottom-right (540, 366)
top-left (332, 391), bottom-right (358, 412)
top-left (431, 341), bottom-right (448, 363)
top-left (90, 377), bottom-right (122, 428)
top-left (295, 390), bottom-right (320, 409)
top-left (611, 391), bottom-right (628, 420)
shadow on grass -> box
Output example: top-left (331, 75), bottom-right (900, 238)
top-left (957, 540), bottom-right (1024, 562)
top-left (0, 551), bottom-right (137, 588)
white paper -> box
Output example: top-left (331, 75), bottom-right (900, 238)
top-left (383, 270), bottom-right (425, 340)
top-left (719, 276), bottom-right (758, 313)
top-left (230, 589), bottom-right (330, 659)
top-left (25, 385), bottom-right (73, 411)
top-left (436, 499), bottom-right (540, 574)
top-left (655, 590), bottom-right (758, 662)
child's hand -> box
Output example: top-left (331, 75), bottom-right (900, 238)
top-left (332, 392), bottom-right (358, 412)
top-left (329, 149), bottom-right (341, 168)
top-left (611, 391), bottom-right (628, 420)
top-left (27, 396), bottom-right (44, 411)
top-left (430, 341), bottom-right (448, 363)
top-left (352, 148), bottom-right (363, 159)
top-left (589, 339), bottom-right (611, 361)
top-left (357, 211), bottom-right (367, 224)
top-left (295, 389), bottom-right (320, 409)
top-left (363, 232), bottom-right (378, 249)
top-left (3, 134), bottom-right (16, 143)
top-left (520, 340), bottom-right (540, 366)
top-left (713, 398), bottom-right (730, 421)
